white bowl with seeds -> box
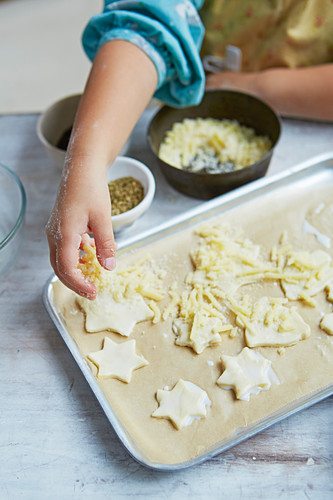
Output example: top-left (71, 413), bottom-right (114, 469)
top-left (107, 156), bottom-right (155, 232)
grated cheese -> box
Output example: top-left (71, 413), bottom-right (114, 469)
top-left (77, 245), bottom-right (165, 335)
top-left (158, 118), bottom-right (272, 172)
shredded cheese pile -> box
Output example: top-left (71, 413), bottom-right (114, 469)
top-left (169, 223), bottom-right (333, 352)
top-left (78, 244), bottom-right (166, 326)
top-left (78, 244), bottom-right (165, 302)
top-left (158, 118), bottom-right (272, 171)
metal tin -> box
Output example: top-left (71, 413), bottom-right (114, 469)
top-left (147, 90), bottom-right (281, 199)
top-left (43, 153), bottom-right (333, 471)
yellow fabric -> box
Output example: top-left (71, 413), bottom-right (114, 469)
top-left (200, 0), bottom-right (333, 71)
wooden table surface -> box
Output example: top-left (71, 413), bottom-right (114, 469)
top-left (0, 109), bottom-right (332, 500)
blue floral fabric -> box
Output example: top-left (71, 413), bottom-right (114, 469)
top-left (82, 1), bottom-right (205, 107)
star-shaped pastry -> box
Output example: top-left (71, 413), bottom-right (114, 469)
top-left (77, 292), bottom-right (153, 336)
top-left (87, 337), bottom-right (148, 383)
top-left (281, 249), bottom-right (333, 302)
top-left (152, 379), bottom-right (211, 430)
top-left (237, 297), bottom-right (310, 348)
top-left (173, 314), bottom-right (223, 354)
top-left (217, 347), bottom-right (277, 401)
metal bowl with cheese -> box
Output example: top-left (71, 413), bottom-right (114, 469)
top-left (148, 90), bottom-right (281, 199)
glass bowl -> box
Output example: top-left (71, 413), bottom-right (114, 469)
top-left (0, 163), bottom-right (26, 276)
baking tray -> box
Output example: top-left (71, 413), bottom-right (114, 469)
top-left (43, 153), bottom-right (333, 471)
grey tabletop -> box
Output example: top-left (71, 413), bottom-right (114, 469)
top-left (0, 109), bottom-right (332, 500)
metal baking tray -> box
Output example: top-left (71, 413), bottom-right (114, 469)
top-left (43, 153), bottom-right (333, 471)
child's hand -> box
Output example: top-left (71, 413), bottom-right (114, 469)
top-left (206, 71), bottom-right (256, 94)
top-left (46, 39), bottom-right (159, 299)
top-left (206, 65), bottom-right (333, 121)
top-left (46, 161), bottom-right (117, 300)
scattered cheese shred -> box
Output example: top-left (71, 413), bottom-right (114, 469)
top-left (320, 313), bottom-right (333, 335)
top-left (149, 300), bottom-right (161, 324)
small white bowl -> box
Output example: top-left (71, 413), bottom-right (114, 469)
top-left (107, 156), bottom-right (155, 232)
top-left (36, 93), bottom-right (130, 169)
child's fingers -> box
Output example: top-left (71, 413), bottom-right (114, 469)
top-left (47, 237), bottom-right (58, 275)
top-left (90, 213), bottom-right (117, 272)
top-left (80, 233), bottom-right (95, 250)
top-left (55, 233), bottom-right (97, 299)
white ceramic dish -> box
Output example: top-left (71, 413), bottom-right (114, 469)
top-left (36, 93), bottom-right (130, 169)
top-left (107, 156), bottom-right (155, 232)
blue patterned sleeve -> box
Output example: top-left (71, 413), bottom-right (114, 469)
top-left (82, 0), bottom-right (205, 107)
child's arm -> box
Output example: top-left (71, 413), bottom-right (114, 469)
top-left (46, 40), bottom-right (158, 299)
top-left (206, 64), bottom-right (333, 121)
top-left (46, 1), bottom-right (206, 299)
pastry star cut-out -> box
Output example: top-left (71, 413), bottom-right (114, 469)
top-left (87, 337), bottom-right (148, 383)
top-left (217, 347), bottom-right (278, 401)
top-left (281, 249), bottom-right (333, 304)
top-left (173, 313), bottom-right (224, 354)
top-left (152, 379), bottom-right (211, 430)
top-left (77, 292), bottom-right (153, 336)
top-left (236, 296), bottom-right (310, 348)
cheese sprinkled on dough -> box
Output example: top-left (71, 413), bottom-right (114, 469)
top-left (77, 244), bottom-right (165, 335)
top-left (237, 297), bottom-right (311, 348)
